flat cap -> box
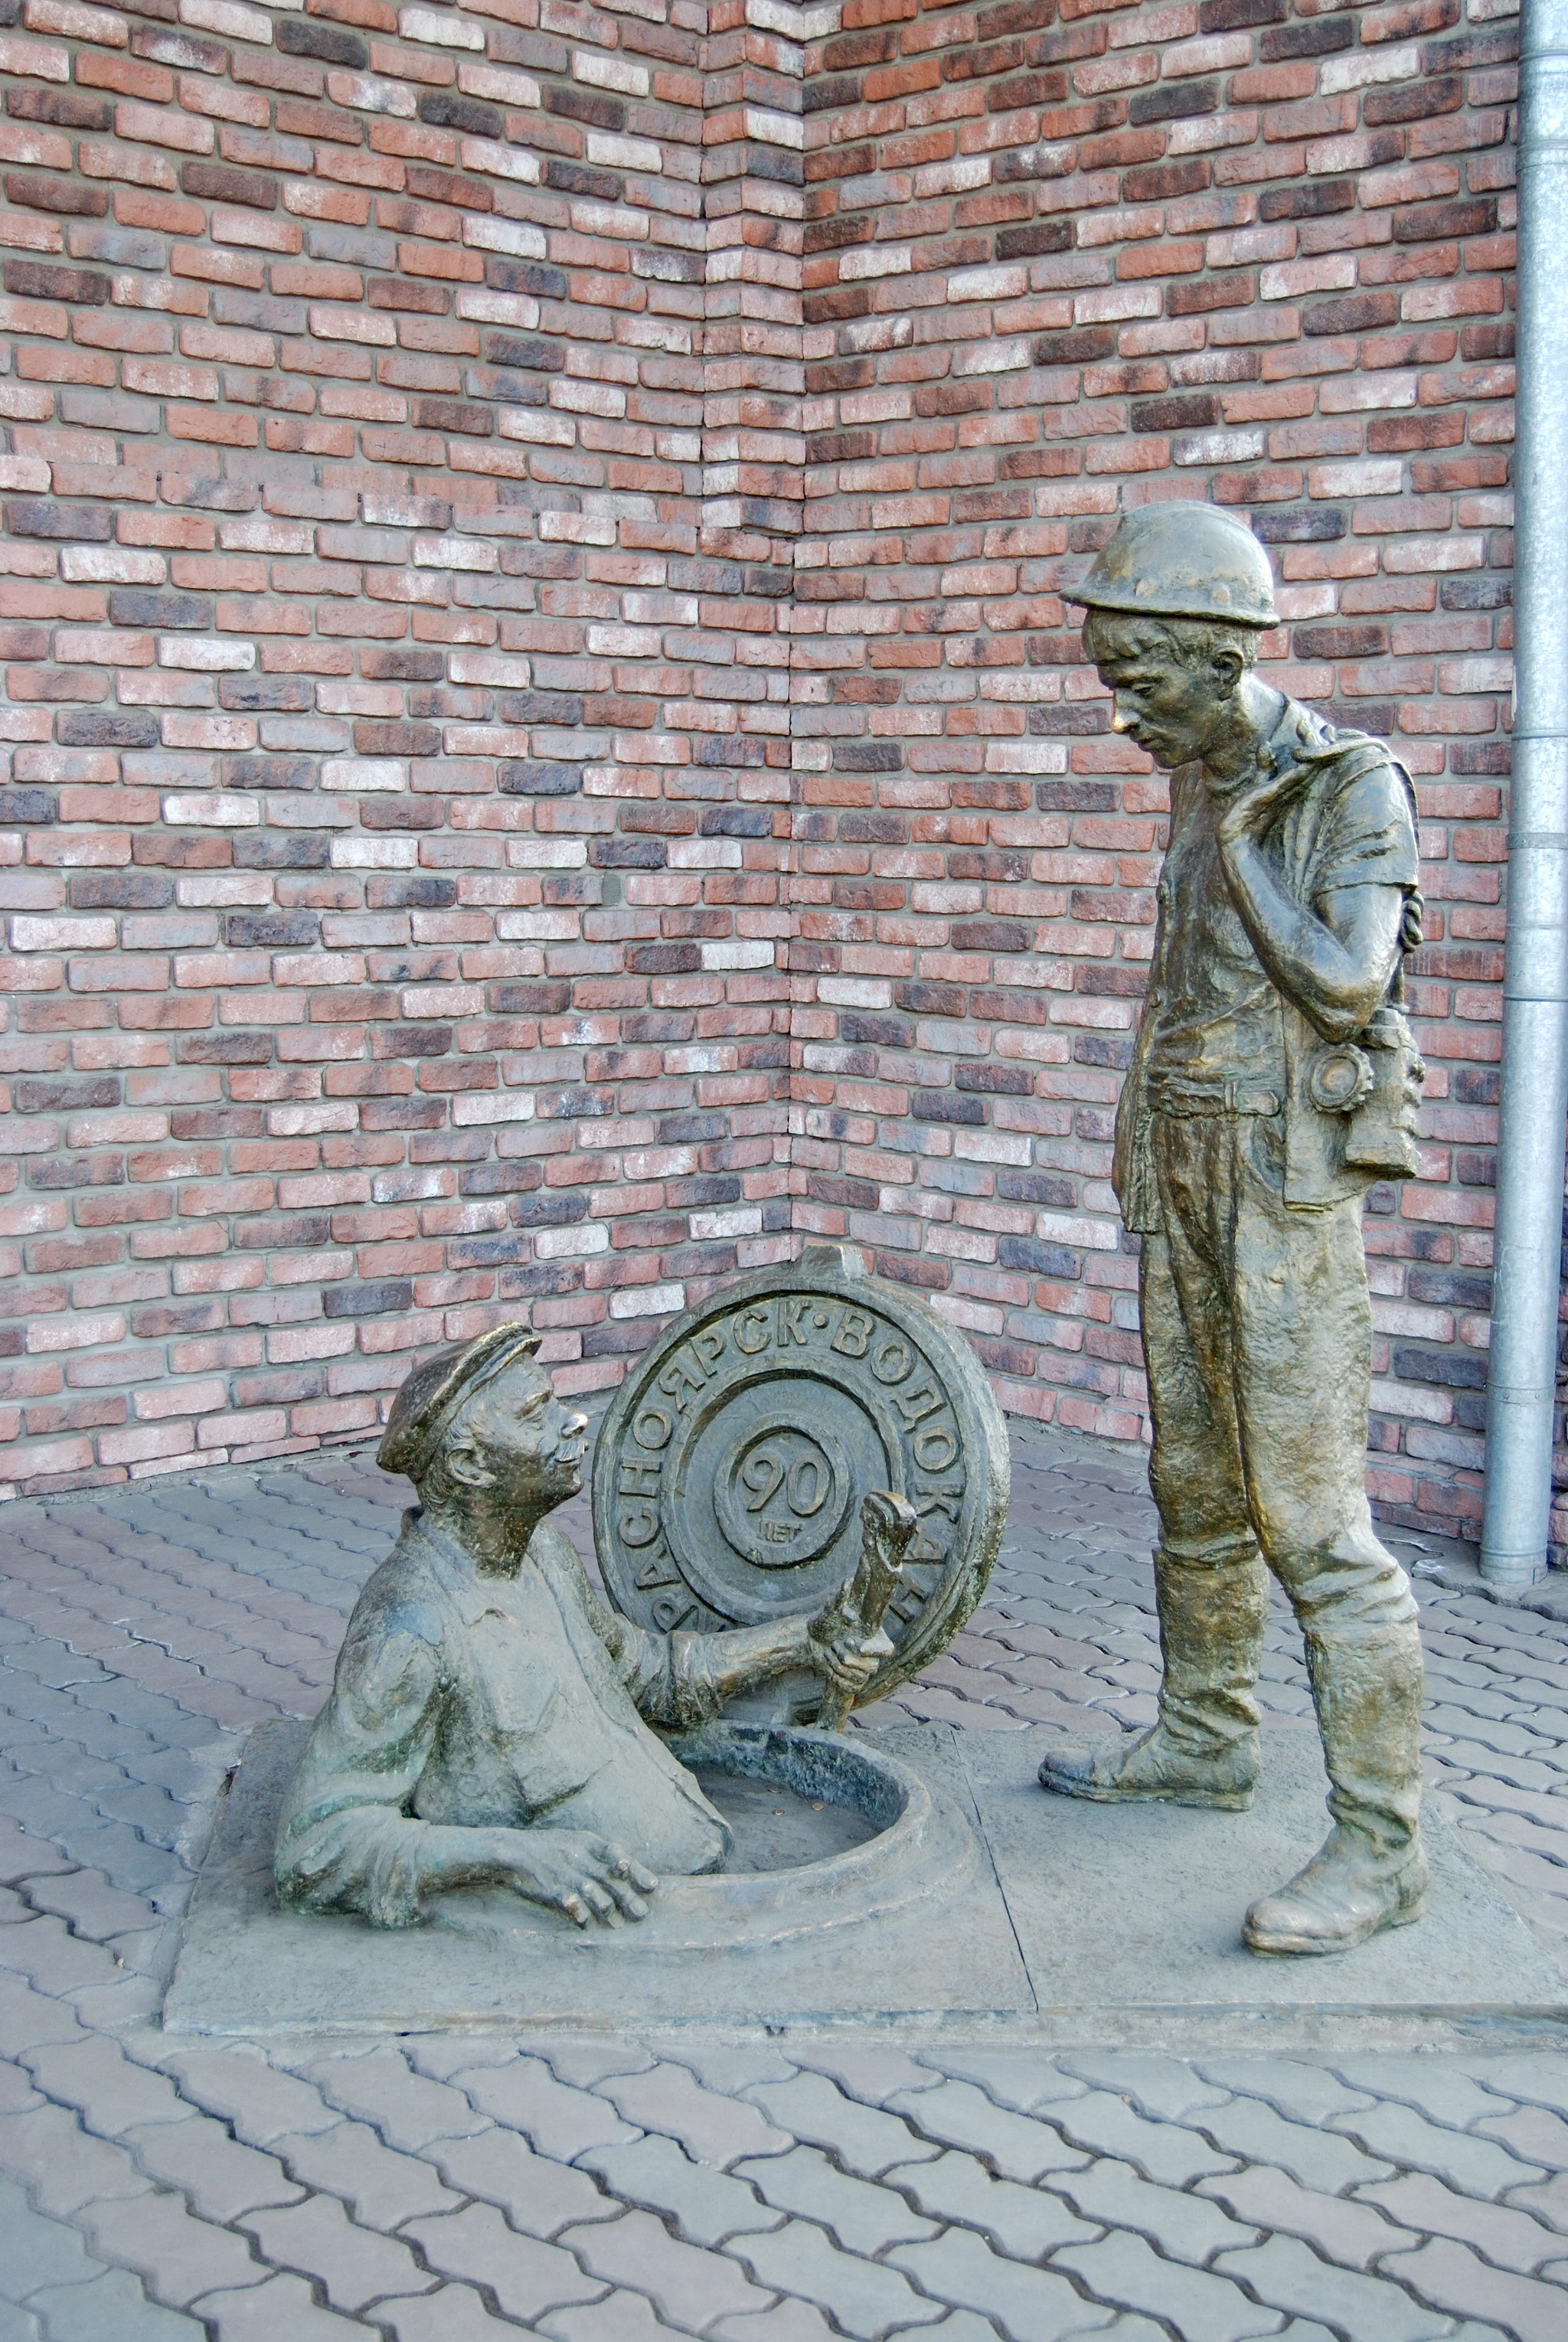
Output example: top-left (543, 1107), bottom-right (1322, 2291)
top-left (378, 1320), bottom-right (541, 1484)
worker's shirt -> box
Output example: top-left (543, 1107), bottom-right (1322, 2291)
top-left (275, 1512), bottom-right (730, 1928)
top-left (1146, 703), bottom-right (1419, 1105)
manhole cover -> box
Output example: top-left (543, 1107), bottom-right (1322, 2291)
top-left (592, 1245), bottom-right (1009, 1702)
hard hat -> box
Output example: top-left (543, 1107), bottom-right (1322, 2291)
top-left (1070, 504), bottom-right (1279, 629)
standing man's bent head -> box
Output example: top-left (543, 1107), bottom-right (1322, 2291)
top-left (1073, 505), bottom-right (1279, 775)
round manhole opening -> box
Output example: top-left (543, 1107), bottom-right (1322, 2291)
top-left (687, 1768), bottom-right (881, 1871)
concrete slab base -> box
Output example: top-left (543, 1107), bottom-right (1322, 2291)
top-left (164, 1720), bottom-right (1568, 2046)
top-left (969, 1729), bottom-right (1568, 2046)
top-left (163, 1720), bottom-right (1035, 2037)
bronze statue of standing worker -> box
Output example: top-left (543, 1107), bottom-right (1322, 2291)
top-left (1038, 505), bottom-right (1429, 1958)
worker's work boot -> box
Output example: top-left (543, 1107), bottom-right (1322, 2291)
top-left (1038, 1542), bottom-right (1267, 1811)
top-left (1244, 1616), bottom-right (1426, 1955)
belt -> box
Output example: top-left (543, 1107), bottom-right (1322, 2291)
top-left (1150, 1076), bottom-right (1282, 1119)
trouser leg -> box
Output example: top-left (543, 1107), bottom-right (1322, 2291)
top-left (1038, 1146), bottom-right (1268, 1808)
top-left (1152, 1537), bottom-right (1268, 1764)
top-left (1243, 1601), bottom-right (1427, 1954)
top-left (1142, 1138), bottom-right (1270, 1768)
top-left (1224, 1148), bottom-right (1427, 1952)
top-left (1035, 1528), bottom-right (1269, 1806)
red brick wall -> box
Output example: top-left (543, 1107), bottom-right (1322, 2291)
top-left (0, 0), bottom-right (1522, 1550)
top-left (0, 0), bottom-right (806, 1498)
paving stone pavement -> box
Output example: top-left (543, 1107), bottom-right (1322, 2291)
top-left (2, 1415), bottom-right (1567, 2341)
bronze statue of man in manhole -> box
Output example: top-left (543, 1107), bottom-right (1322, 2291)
top-left (273, 1325), bottom-right (898, 1931)
top-left (1036, 503), bottom-right (1429, 1958)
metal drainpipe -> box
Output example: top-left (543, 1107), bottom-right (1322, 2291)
top-left (1480, 0), bottom-right (1568, 1586)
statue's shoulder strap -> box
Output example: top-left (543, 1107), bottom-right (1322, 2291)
top-left (1285, 699), bottom-right (1413, 805)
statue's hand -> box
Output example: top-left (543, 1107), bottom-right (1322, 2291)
top-left (815, 1623), bottom-right (890, 1702)
top-left (1215, 757), bottom-right (1308, 846)
top-left (486, 1829), bottom-right (658, 1928)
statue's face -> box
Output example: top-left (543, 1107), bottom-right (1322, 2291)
top-left (452, 1360), bottom-right (590, 1509)
top-left (1086, 614), bottom-right (1230, 773)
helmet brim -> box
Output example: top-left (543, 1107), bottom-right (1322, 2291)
top-left (1068, 583), bottom-right (1278, 627)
